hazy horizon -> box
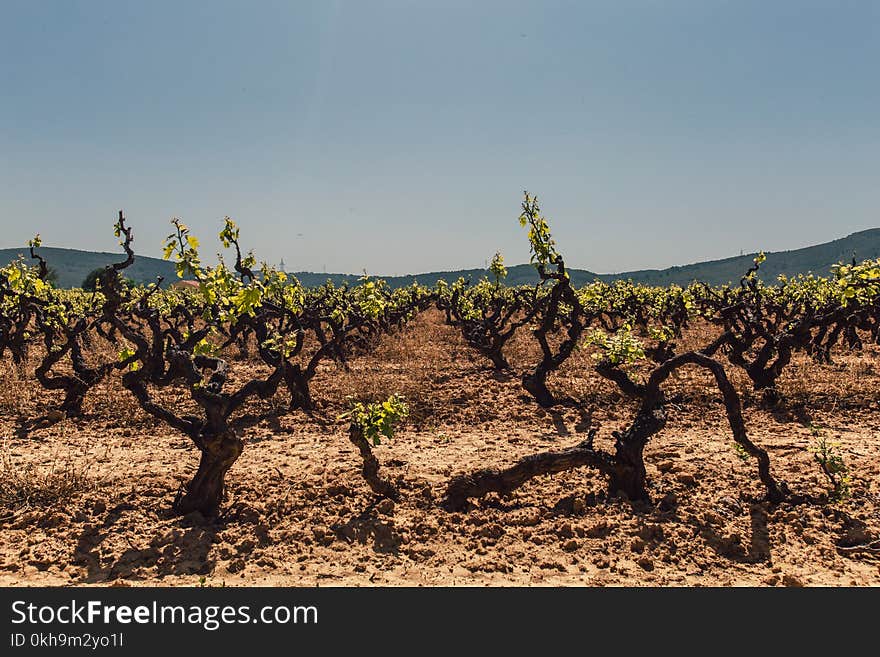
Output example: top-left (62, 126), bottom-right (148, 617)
top-left (5, 223), bottom-right (877, 279)
top-left (2, 1), bottom-right (878, 276)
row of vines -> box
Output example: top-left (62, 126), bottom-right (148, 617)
top-left (3, 194), bottom-right (879, 518)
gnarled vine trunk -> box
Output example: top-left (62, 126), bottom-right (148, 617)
top-left (485, 346), bottom-right (510, 371)
top-left (522, 370), bottom-right (555, 408)
top-left (445, 350), bottom-right (786, 510)
top-left (285, 365), bottom-right (314, 411)
top-left (175, 427), bottom-right (243, 516)
top-left (608, 407), bottom-right (666, 501)
top-left (348, 424), bottom-right (397, 500)
top-left (445, 434), bottom-right (608, 511)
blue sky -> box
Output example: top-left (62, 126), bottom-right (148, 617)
top-left (1, 1), bottom-right (878, 275)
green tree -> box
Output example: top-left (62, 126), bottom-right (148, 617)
top-left (81, 267), bottom-right (104, 291)
top-left (45, 267), bottom-right (59, 287)
top-left (81, 267), bottom-right (135, 291)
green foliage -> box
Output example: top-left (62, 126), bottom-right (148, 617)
top-left (832, 258), bottom-right (880, 305)
top-left (518, 192), bottom-right (562, 271)
top-left (193, 337), bottom-right (220, 357)
top-left (353, 276), bottom-right (387, 319)
top-left (809, 427), bottom-right (851, 501)
top-left (584, 324), bottom-right (646, 365)
top-left (117, 347), bottom-right (140, 371)
top-left (160, 218), bottom-right (274, 322)
top-left (732, 442), bottom-right (751, 463)
top-left (342, 395), bottom-right (409, 446)
top-left (489, 251), bottom-right (507, 286)
top-left (163, 219), bottom-right (202, 280)
top-left (2, 260), bottom-right (48, 297)
top-left (647, 325), bottom-right (675, 342)
top-left (260, 332), bottom-right (300, 358)
top-left (232, 286), bottom-right (263, 317)
top-left (218, 217), bottom-right (240, 249)
top-left (219, 217), bottom-right (257, 273)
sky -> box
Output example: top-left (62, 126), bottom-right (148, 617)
top-left (1, 1), bottom-right (878, 276)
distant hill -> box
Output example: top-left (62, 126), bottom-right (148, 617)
top-left (3, 228), bottom-right (880, 289)
top-left (597, 228), bottom-right (880, 287)
top-left (287, 265), bottom-right (574, 289)
top-left (0, 246), bottom-right (178, 289)
top-left (283, 228), bottom-right (880, 288)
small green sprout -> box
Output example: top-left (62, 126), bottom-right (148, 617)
top-left (732, 442), bottom-right (751, 463)
top-left (809, 427), bottom-right (851, 501)
top-left (341, 395), bottom-right (409, 446)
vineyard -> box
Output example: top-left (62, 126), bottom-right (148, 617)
top-left (1, 193), bottom-right (879, 586)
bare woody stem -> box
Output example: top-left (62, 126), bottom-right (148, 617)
top-left (445, 433), bottom-right (609, 510)
top-left (445, 350), bottom-right (786, 509)
top-left (348, 423), bottom-right (398, 500)
top-left (640, 351), bottom-right (785, 503)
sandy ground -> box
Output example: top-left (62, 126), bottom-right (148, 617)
top-left (1, 312), bottom-right (879, 586)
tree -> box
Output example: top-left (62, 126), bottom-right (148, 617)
top-left (81, 267), bottom-right (104, 291)
top-left (45, 267), bottom-right (59, 287)
top-left (82, 266), bottom-right (135, 293)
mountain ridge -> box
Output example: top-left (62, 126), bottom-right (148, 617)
top-left (3, 228), bottom-right (879, 289)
